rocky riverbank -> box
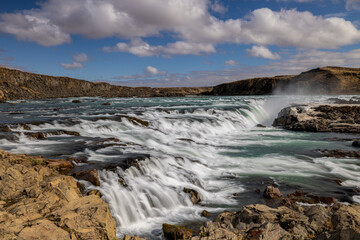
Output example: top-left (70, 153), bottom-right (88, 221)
top-left (0, 150), bottom-right (147, 240)
top-left (273, 104), bottom-right (360, 133)
top-left (163, 186), bottom-right (360, 240)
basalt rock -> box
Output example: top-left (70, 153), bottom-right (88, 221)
top-left (0, 150), bottom-right (116, 240)
top-left (190, 203), bottom-right (360, 240)
top-left (273, 104), bottom-right (360, 133)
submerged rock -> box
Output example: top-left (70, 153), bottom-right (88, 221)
top-left (273, 104), bottom-right (360, 133)
top-left (183, 188), bottom-right (201, 204)
top-left (163, 223), bottom-right (194, 240)
top-left (320, 149), bottom-right (360, 158)
top-left (72, 99), bottom-right (82, 103)
top-left (102, 102), bottom-right (111, 106)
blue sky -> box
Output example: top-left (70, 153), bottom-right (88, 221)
top-left (1, 0), bottom-right (360, 87)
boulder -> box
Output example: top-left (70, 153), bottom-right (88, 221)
top-left (183, 188), bottom-right (201, 204)
top-left (201, 210), bottom-right (212, 218)
top-left (263, 186), bottom-right (283, 199)
top-left (163, 223), bottom-right (194, 240)
top-left (73, 169), bottom-right (100, 186)
top-left (72, 99), bottom-right (82, 103)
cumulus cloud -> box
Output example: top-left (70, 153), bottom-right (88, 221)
top-left (247, 46), bottom-right (281, 59)
top-left (0, 13), bottom-right (71, 46)
top-left (73, 53), bottom-right (89, 63)
top-left (61, 53), bottom-right (89, 70)
top-left (145, 66), bottom-right (159, 75)
top-left (103, 38), bottom-right (216, 57)
top-left (225, 60), bottom-right (241, 66)
top-left (0, 0), bottom-right (359, 52)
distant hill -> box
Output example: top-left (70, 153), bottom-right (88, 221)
top-left (0, 66), bottom-right (359, 101)
top-left (211, 67), bottom-right (360, 95)
top-left (0, 67), bottom-right (211, 100)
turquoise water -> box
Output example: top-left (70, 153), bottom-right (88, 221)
top-left (0, 95), bottom-right (359, 238)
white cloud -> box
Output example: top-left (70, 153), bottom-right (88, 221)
top-left (61, 53), bottom-right (89, 70)
top-left (210, 0), bottom-right (227, 14)
top-left (0, 13), bottom-right (71, 46)
top-left (60, 62), bottom-right (83, 70)
top-left (145, 66), bottom-right (159, 75)
top-left (247, 45), bottom-right (281, 59)
top-left (225, 60), bottom-right (241, 66)
top-left (104, 38), bottom-right (215, 57)
top-left (73, 53), bottom-right (89, 63)
top-left (0, 0), bottom-right (360, 53)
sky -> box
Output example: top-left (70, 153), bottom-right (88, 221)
top-left (1, 0), bottom-right (360, 87)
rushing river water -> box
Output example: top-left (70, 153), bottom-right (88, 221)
top-left (0, 95), bottom-right (359, 239)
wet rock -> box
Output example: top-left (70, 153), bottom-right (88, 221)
top-left (353, 140), bottom-right (360, 147)
top-left (163, 223), bottom-right (194, 240)
top-left (102, 102), bottom-right (111, 106)
top-left (263, 186), bottom-right (283, 199)
top-left (273, 104), bottom-right (360, 133)
top-left (201, 210), bottom-right (212, 218)
top-left (0, 125), bottom-right (11, 132)
top-left (320, 149), bottom-right (360, 158)
top-left (73, 169), bottom-right (100, 186)
top-left (116, 115), bottom-right (149, 127)
top-left (256, 124), bottom-right (266, 128)
top-left (24, 132), bottom-right (46, 140)
top-left (183, 188), bottom-right (201, 204)
top-left (72, 99), bottom-right (82, 103)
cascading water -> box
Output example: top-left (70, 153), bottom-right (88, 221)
top-left (0, 95), bottom-right (359, 239)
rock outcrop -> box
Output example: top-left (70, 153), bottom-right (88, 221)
top-left (211, 66), bottom-right (360, 96)
top-left (0, 150), bottom-right (116, 240)
top-left (273, 104), bottom-right (360, 133)
top-left (0, 67), bottom-right (211, 101)
top-left (190, 203), bottom-right (360, 240)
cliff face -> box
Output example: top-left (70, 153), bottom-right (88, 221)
top-left (210, 75), bottom-right (294, 96)
top-left (211, 66), bottom-right (360, 96)
top-left (0, 67), bottom-right (211, 100)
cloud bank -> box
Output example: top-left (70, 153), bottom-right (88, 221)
top-left (0, 0), bottom-right (359, 57)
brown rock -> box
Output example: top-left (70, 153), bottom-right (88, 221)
top-left (201, 210), bottom-right (212, 218)
top-left (183, 188), bottom-right (201, 204)
top-left (102, 102), bottom-right (111, 106)
top-left (72, 99), bottom-right (82, 103)
top-left (18, 219), bottom-right (71, 240)
top-left (163, 223), bottom-right (194, 240)
top-left (263, 186), bottom-right (283, 199)
top-left (73, 169), bottom-right (100, 186)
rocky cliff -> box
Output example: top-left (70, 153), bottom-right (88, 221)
top-left (0, 67), bottom-right (211, 101)
top-left (211, 66), bottom-right (360, 96)
top-left (1, 66), bottom-right (360, 100)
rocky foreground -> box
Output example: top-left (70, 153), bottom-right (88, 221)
top-left (0, 150), bottom-right (136, 240)
top-left (164, 187), bottom-right (360, 240)
top-left (273, 104), bottom-right (360, 133)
